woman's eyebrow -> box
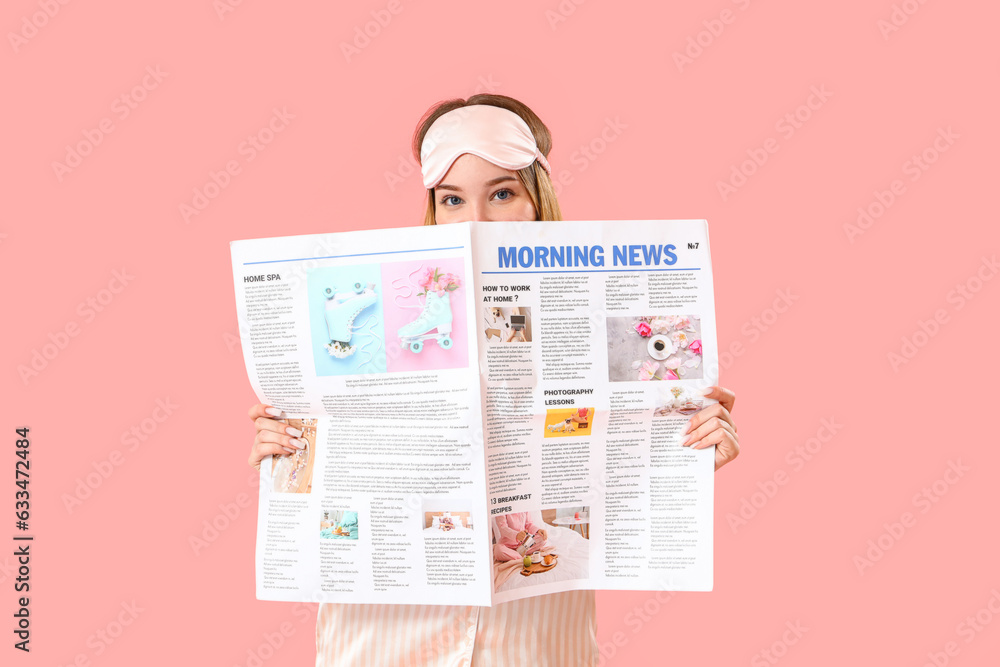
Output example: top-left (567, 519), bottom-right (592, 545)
top-left (485, 175), bottom-right (517, 186)
top-left (437, 175), bottom-right (517, 192)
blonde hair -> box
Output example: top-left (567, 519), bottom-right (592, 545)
top-left (412, 94), bottom-right (562, 225)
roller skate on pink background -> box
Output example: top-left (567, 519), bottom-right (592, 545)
top-left (398, 267), bottom-right (460, 354)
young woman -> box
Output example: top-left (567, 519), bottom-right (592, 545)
top-left (493, 511), bottom-right (549, 562)
top-left (247, 94), bottom-right (741, 666)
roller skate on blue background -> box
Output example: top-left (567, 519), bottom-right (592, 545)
top-left (324, 281), bottom-right (377, 358)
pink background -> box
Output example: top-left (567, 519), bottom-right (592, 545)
top-left (5, 1), bottom-right (999, 665)
top-left (382, 258), bottom-right (469, 373)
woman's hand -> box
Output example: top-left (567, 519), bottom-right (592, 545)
top-left (247, 403), bottom-right (306, 471)
top-left (536, 528), bottom-right (548, 541)
top-left (681, 386), bottom-right (740, 471)
top-left (516, 530), bottom-right (527, 542)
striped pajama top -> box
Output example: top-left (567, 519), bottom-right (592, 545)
top-left (315, 589), bottom-right (598, 666)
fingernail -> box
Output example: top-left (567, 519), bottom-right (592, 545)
top-left (685, 420), bottom-right (694, 434)
top-left (681, 435), bottom-right (692, 446)
top-left (291, 438), bottom-right (307, 449)
top-left (699, 387), bottom-right (714, 396)
top-left (286, 427), bottom-right (303, 438)
top-left (265, 407), bottom-right (284, 417)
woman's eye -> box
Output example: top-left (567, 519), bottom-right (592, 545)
top-left (494, 189), bottom-right (514, 201)
top-left (441, 195), bottom-right (461, 206)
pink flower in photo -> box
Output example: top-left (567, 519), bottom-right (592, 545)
top-left (650, 318), bottom-right (670, 334)
top-left (638, 360), bottom-right (660, 381)
top-left (673, 315), bottom-right (691, 330)
top-left (690, 339), bottom-right (702, 355)
top-left (418, 266), bottom-right (435, 289)
top-left (635, 321), bottom-right (652, 337)
top-left (663, 368), bottom-right (679, 380)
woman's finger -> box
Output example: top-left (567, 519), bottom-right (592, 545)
top-left (702, 386), bottom-right (736, 414)
top-left (713, 431), bottom-right (741, 471)
top-left (249, 441), bottom-right (296, 470)
top-left (253, 415), bottom-right (304, 439)
top-left (246, 404), bottom-right (301, 471)
top-left (682, 412), bottom-right (736, 447)
top-left (685, 424), bottom-right (741, 470)
top-left (248, 403), bottom-right (286, 421)
top-left (255, 428), bottom-right (306, 451)
top-left (683, 403), bottom-right (733, 435)
top-left (689, 424), bottom-right (736, 451)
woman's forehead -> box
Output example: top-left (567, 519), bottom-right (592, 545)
top-left (437, 153), bottom-right (518, 189)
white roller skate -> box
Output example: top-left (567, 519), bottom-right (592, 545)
top-left (324, 282), bottom-right (377, 358)
top-left (398, 290), bottom-right (453, 353)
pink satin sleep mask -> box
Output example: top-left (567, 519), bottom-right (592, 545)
top-left (419, 104), bottom-right (552, 189)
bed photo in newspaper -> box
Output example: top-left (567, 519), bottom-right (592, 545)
top-left (230, 219), bottom-right (717, 607)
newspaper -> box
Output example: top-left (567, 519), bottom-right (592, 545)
top-left (230, 219), bottom-right (717, 606)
